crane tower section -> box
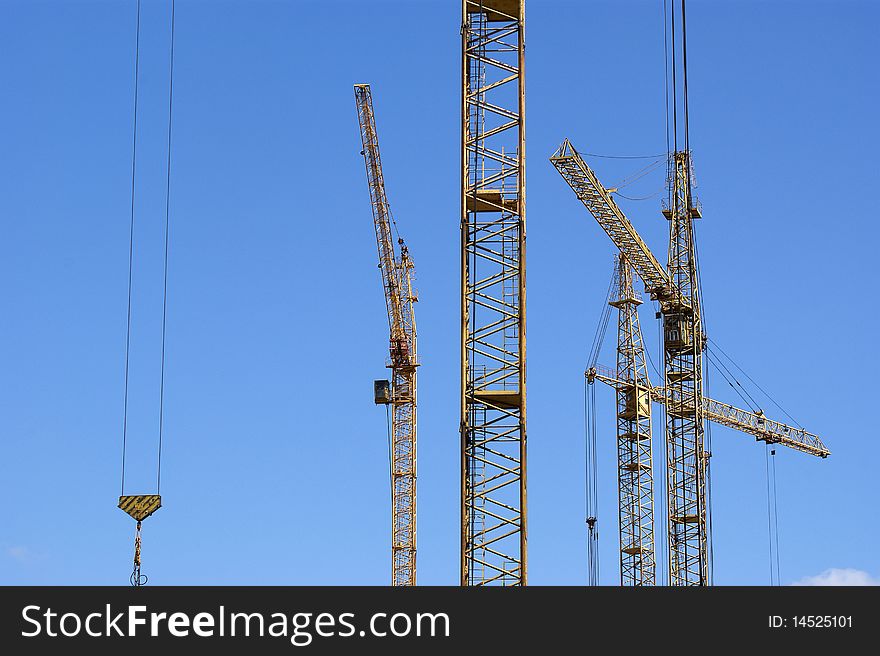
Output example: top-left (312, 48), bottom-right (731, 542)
top-left (610, 255), bottom-right (656, 586)
top-left (662, 151), bottom-right (707, 586)
top-left (461, 0), bottom-right (527, 586)
top-left (355, 84), bottom-right (418, 586)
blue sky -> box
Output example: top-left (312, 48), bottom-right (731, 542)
top-left (1, 0), bottom-right (877, 585)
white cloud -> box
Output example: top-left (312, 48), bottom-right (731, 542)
top-left (5, 545), bottom-right (32, 562)
top-left (793, 568), bottom-right (879, 586)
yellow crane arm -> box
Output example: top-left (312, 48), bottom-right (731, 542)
top-left (355, 84), bottom-right (409, 359)
top-left (587, 365), bottom-right (830, 459)
top-left (550, 139), bottom-right (677, 303)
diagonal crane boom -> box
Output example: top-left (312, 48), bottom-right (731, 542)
top-left (555, 138), bottom-right (829, 585)
top-left (552, 142), bottom-right (709, 583)
top-left (355, 83), bottom-right (418, 586)
top-left (550, 140), bottom-right (677, 305)
top-left (588, 366), bottom-right (829, 459)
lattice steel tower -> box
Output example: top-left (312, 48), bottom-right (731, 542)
top-left (461, 0), bottom-right (527, 586)
top-left (610, 255), bottom-right (656, 586)
top-left (661, 151), bottom-right (707, 586)
top-left (355, 84), bottom-right (418, 586)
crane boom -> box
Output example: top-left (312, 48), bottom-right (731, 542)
top-left (355, 84), bottom-right (418, 586)
top-left (355, 84), bottom-right (408, 362)
top-left (588, 366), bottom-right (829, 459)
top-left (550, 139), bottom-right (675, 303)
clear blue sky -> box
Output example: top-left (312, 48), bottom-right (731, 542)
top-left (1, 0), bottom-right (877, 585)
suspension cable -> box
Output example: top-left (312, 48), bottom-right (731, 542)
top-left (157, 0), bottom-right (176, 494)
top-left (586, 263), bottom-right (615, 370)
top-left (582, 151), bottom-right (666, 160)
top-left (670, 0), bottom-right (678, 152)
top-left (765, 446), bottom-right (781, 585)
top-left (121, 0), bottom-right (142, 497)
top-left (681, 0), bottom-right (691, 155)
top-left (584, 378), bottom-right (599, 586)
top-left (662, 0), bottom-right (671, 159)
top-left (610, 159), bottom-right (664, 192)
top-left (705, 348), bottom-right (762, 413)
top-left (708, 338), bottom-right (803, 428)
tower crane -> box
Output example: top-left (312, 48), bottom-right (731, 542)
top-left (355, 84), bottom-right (419, 586)
top-left (607, 254), bottom-right (656, 586)
top-left (460, 0), bottom-right (527, 586)
top-left (552, 143), bottom-right (829, 585)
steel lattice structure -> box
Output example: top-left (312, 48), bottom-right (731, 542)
top-left (662, 151), bottom-right (707, 585)
top-left (355, 84), bottom-right (418, 586)
top-left (461, 0), bottom-right (527, 586)
top-left (590, 365), bottom-right (829, 460)
top-left (609, 255), bottom-right (655, 585)
top-left (556, 139), bottom-right (829, 586)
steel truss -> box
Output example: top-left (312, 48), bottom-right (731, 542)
top-left (610, 256), bottom-right (656, 585)
top-left (461, 0), bottom-right (526, 586)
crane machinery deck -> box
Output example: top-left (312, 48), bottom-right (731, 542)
top-left (355, 83), bottom-right (419, 587)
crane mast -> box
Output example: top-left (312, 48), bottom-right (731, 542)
top-left (662, 150), bottom-right (708, 585)
top-left (592, 252), bottom-right (827, 584)
top-left (461, 0), bottom-right (527, 586)
top-left (553, 138), bottom-right (829, 585)
top-left (610, 255), bottom-right (655, 585)
top-left (355, 83), bottom-right (418, 586)
top-left (552, 140), bottom-right (711, 583)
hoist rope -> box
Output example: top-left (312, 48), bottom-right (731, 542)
top-left (121, 0), bottom-right (142, 496)
top-left (586, 264), bottom-right (615, 370)
top-left (584, 378), bottom-right (599, 586)
top-left (670, 0), bottom-right (678, 153)
top-left (662, 0), bottom-right (671, 159)
top-left (120, 0), bottom-right (176, 497)
top-left (681, 0), bottom-right (691, 156)
top-left (765, 446), bottom-right (781, 585)
top-left (157, 0), bottom-right (176, 494)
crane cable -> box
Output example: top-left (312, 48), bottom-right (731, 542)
top-left (121, 0), bottom-right (142, 500)
top-left (708, 338), bottom-right (804, 429)
top-left (584, 377), bottom-right (599, 586)
top-left (765, 445), bottom-right (781, 585)
top-left (582, 261), bottom-right (617, 585)
top-left (120, 0), bottom-right (176, 587)
top-left (586, 260), bottom-right (616, 370)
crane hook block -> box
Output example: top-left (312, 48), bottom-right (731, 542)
top-left (118, 495), bottom-right (162, 522)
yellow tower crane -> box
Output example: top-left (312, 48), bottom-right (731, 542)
top-left (552, 142), bottom-right (829, 586)
top-left (461, 0), bottom-right (527, 587)
top-left (355, 84), bottom-right (419, 586)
